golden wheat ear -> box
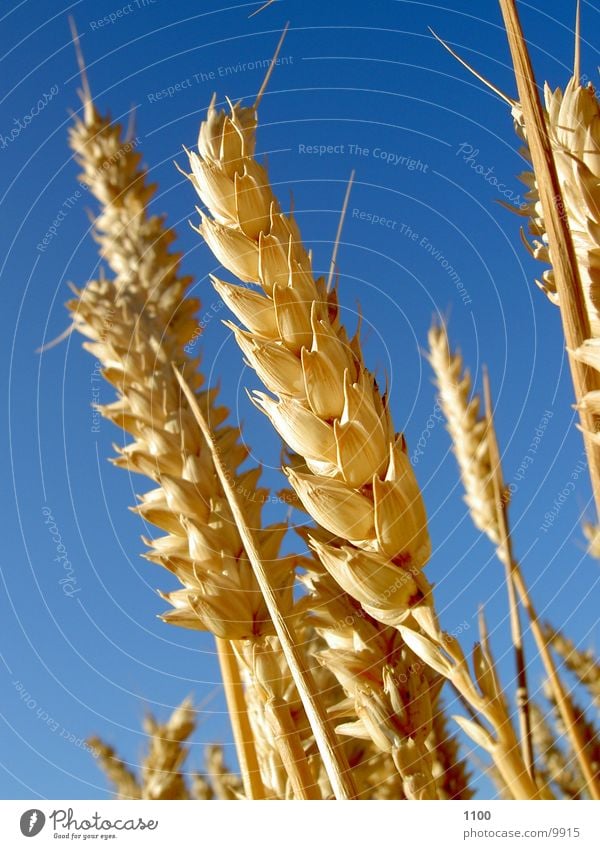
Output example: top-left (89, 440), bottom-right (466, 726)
top-left (65, 58), bottom-right (335, 800)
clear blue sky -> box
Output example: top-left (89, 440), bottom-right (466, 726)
top-left (1, 0), bottom-right (598, 800)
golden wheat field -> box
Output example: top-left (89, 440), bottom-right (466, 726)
top-left (2, 0), bottom-right (599, 834)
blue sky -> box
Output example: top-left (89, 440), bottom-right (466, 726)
top-left (1, 0), bottom-right (598, 800)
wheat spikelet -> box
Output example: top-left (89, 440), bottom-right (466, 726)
top-left (69, 87), bottom-right (294, 642)
top-left (544, 626), bottom-right (600, 707)
top-left (87, 738), bottom-right (142, 800)
top-left (426, 318), bottom-right (600, 795)
top-left (185, 93), bottom-right (451, 798)
top-left (199, 744), bottom-right (244, 800)
top-left (88, 703), bottom-right (245, 801)
top-left (515, 74), bottom-right (600, 465)
top-left (429, 321), bottom-right (539, 777)
top-left (88, 698), bottom-right (196, 800)
top-left (299, 557), bottom-right (443, 799)
top-left (141, 697), bottom-right (196, 799)
top-left (427, 324), bottom-right (499, 542)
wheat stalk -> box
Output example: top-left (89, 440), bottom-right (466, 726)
top-left (185, 87), bottom-right (469, 798)
top-left (496, 0), bottom-right (600, 518)
top-left (183, 86), bottom-right (539, 797)
top-left (427, 323), bottom-right (534, 778)
top-left (428, 320), bottom-right (599, 798)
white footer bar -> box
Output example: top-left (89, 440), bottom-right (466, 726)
top-left (1, 800), bottom-right (597, 847)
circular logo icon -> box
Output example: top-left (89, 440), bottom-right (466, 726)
top-left (19, 810), bottom-right (45, 837)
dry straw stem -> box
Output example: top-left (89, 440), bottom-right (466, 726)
top-left (173, 365), bottom-right (357, 800)
top-left (543, 626), bottom-right (600, 708)
top-left (496, 0), bottom-right (600, 517)
top-left (185, 86), bottom-right (468, 797)
top-left (427, 324), bottom-right (534, 779)
top-left (66, 61), bottom-right (313, 799)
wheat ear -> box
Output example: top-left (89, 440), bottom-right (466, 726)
top-left (496, 0), bottom-right (600, 516)
top-left (88, 698), bottom-right (196, 800)
top-left (141, 698), bottom-right (196, 799)
top-left (186, 85), bottom-right (480, 797)
top-left (427, 323), bottom-right (534, 778)
top-left (429, 322), bottom-right (598, 797)
top-left (185, 88), bottom-right (537, 796)
top-left (87, 738), bottom-right (143, 800)
top-left (67, 64), bottom-right (324, 799)
top-left (200, 745), bottom-right (244, 800)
